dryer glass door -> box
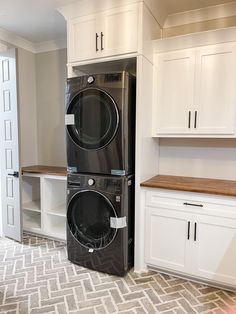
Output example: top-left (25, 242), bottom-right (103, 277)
top-left (67, 88), bottom-right (119, 150)
top-left (67, 191), bottom-right (117, 250)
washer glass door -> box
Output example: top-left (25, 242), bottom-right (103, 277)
top-left (67, 191), bottom-right (117, 250)
top-left (67, 88), bottom-right (119, 150)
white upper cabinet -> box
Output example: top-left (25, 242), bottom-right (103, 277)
top-left (67, 4), bottom-right (138, 63)
top-left (155, 50), bottom-right (195, 134)
top-left (195, 45), bottom-right (236, 134)
top-left (153, 43), bottom-right (236, 137)
top-left (68, 15), bottom-right (99, 62)
top-left (102, 5), bottom-right (138, 58)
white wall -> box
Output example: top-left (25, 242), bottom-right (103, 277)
top-left (35, 49), bottom-right (67, 167)
top-left (159, 138), bottom-right (236, 180)
top-left (18, 48), bottom-right (38, 167)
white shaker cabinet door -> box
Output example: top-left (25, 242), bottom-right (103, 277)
top-left (194, 44), bottom-right (236, 135)
top-left (101, 4), bottom-right (138, 58)
top-left (68, 15), bottom-right (100, 63)
top-left (192, 215), bottom-right (236, 287)
top-left (154, 50), bottom-right (195, 135)
top-left (145, 206), bottom-right (191, 274)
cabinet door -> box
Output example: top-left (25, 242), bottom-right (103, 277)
top-left (145, 206), bottom-right (191, 273)
top-left (154, 50), bottom-right (195, 135)
top-left (68, 15), bottom-right (100, 63)
top-left (192, 215), bottom-right (236, 287)
top-left (195, 44), bottom-right (236, 134)
top-left (101, 4), bottom-right (138, 58)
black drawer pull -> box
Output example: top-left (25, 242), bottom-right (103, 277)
top-left (194, 111), bottom-right (197, 128)
top-left (183, 202), bottom-right (203, 208)
top-left (188, 111), bottom-right (191, 129)
top-left (194, 223), bottom-right (197, 241)
top-left (187, 221), bottom-right (190, 240)
top-left (96, 33), bottom-right (99, 51)
top-left (101, 32), bottom-right (104, 50)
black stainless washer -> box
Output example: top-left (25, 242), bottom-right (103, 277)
top-left (67, 173), bottom-right (134, 276)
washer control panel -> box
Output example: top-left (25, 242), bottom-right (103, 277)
top-left (67, 174), bottom-right (125, 193)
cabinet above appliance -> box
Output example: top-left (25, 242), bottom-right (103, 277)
top-left (58, 1), bottom-right (161, 67)
top-left (67, 4), bottom-right (139, 63)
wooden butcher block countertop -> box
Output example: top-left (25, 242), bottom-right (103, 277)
top-left (22, 165), bottom-right (67, 177)
top-left (141, 175), bottom-right (236, 197)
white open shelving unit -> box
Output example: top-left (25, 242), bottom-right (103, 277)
top-left (22, 171), bottom-right (67, 241)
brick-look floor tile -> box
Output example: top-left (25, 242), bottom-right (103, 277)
top-left (0, 234), bottom-right (235, 314)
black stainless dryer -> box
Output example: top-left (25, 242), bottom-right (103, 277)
top-left (65, 72), bottom-right (136, 175)
top-left (66, 173), bottom-right (134, 276)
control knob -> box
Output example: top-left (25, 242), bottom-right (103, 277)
top-left (88, 179), bottom-right (95, 186)
top-left (87, 76), bottom-right (94, 84)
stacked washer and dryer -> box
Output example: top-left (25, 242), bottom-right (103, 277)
top-left (65, 72), bottom-right (136, 276)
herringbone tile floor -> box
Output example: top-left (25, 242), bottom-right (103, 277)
top-left (0, 234), bottom-right (235, 314)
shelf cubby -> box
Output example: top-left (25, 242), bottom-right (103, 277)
top-left (21, 168), bottom-right (67, 241)
top-left (44, 214), bottom-right (66, 241)
top-left (22, 175), bottom-right (41, 213)
top-left (23, 210), bottom-right (41, 231)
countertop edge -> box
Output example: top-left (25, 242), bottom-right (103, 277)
top-left (140, 175), bottom-right (236, 198)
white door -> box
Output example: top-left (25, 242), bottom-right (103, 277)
top-left (145, 206), bottom-right (191, 273)
top-left (192, 215), bottom-right (236, 287)
top-left (102, 4), bottom-right (138, 58)
top-left (0, 48), bottom-right (22, 242)
top-left (155, 50), bottom-right (195, 135)
top-left (68, 14), bottom-right (100, 63)
top-left (194, 44), bottom-right (236, 134)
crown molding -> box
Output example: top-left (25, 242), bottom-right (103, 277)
top-left (34, 39), bottom-right (66, 53)
top-left (164, 2), bottom-right (236, 28)
top-left (0, 26), bottom-right (35, 52)
top-left (154, 26), bottom-right (236, 53)
top-left (0, 27), bottom-right (66, 54)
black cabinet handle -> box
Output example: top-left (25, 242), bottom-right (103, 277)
top-left (8, 171), bottom-right (19, 178)
top-left (194, 111), bottom-right (197, 128)
top-left (101, 32), bottom-right (104, 50)
top-left (183, 202), bottom-right (203, 208)
top-left (96, 33), bottom-right (99, 51)
top-left (194, 223), bottom-right (197, 241)
top-left (187, 221), bottom-right (190, 240)
top-left (188, 111), bottom-right (191, 129)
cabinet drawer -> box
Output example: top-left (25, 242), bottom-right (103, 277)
top-left (145, 189), bottom-right (236, 219)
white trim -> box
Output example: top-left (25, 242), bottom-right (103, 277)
top-left (154, 26), bottom-right (236, 53)
top-left (164, 2), bottom-right (236, 28)
top-left (34, 39), bottom-right (66, 53)
top-left (0, 27), bottom-right (66, 54)
top-left (57, 0), bottom-right (142, 20)
top-left (0, 27), bottom-right (35, 53)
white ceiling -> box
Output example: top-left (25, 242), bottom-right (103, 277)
top-left (0, 0), bottom-right (235, 44)
top-left (0, 0), bottom-right (75, 43)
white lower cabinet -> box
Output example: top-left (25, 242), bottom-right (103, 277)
top-left (22, 173), bottom-right (67, 241)
top-left (146, 207), bottom-right (191, 274)
top-left (144, 189), bottom-right (236, 288)
top-left (192, 215), bottom-right (236, 286)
